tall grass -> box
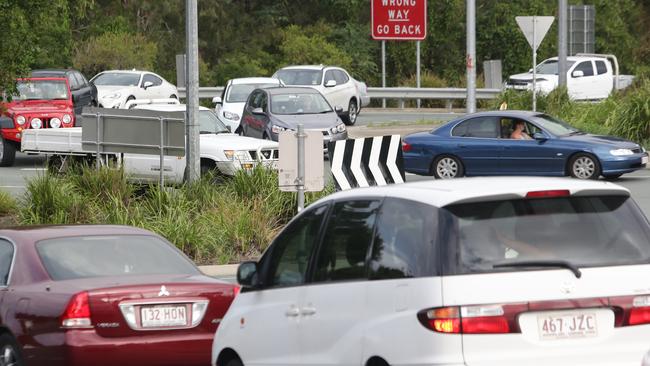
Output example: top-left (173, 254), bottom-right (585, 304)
top-left (18, 165), bottom-right (334, 264)
top-left (0, 190), bottom-right (16, 217)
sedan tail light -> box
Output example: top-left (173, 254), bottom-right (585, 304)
top-left (401, 141), bottom-right (412, 152)
top-left (61, 291), bottom-right (93, 329)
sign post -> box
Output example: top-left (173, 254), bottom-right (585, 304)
top-left (278, 128), bottom-right (324, 211)
top-left (372, 0), bottom-right (427, 107)
top-left (515, 16), bottom-right (555, 112)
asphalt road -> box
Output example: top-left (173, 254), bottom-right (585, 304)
top-left (357, 108), bottom-right (460, 125)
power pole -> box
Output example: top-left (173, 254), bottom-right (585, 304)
top-left (558, 0), bottom-right (568, 88)
top-left (185, 0), bottom-right (200, 182)
top-left (466, 0), bottom-right (476, 113)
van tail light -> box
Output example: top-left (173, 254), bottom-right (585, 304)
top-left (611, 295), bottom-right (650, 327)
top-left (61, 291), bottom-right (93, 329)
top-left (418, 305), bottom-right (522, 334)
top-left (525, 190), bottom-right (571, 198)
top-left (401, 141), bottom-right (412, 152)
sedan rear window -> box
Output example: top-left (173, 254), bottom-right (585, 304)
top-left (443, 196), bottom-right (650, 275)
top-left (36, 235), bottom-right (200, 280)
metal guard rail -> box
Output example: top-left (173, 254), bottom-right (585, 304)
top-left (178, 86), bottom-right (502, 102)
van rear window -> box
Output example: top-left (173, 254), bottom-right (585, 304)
top-left (443, 196), bottom-right (650, 275)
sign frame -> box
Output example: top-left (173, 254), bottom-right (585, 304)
top-left (371, 0), bottom-right (427, 41)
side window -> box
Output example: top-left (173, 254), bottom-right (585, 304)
top-left (75, 72), bottom-right (88, 87)
top-left (370, 198), bottom-right (438, 279)
top-left (453, 117), bottom-right (498, 138)
top-left (248, 91), bottom-right (262, 109)
top-left (0, 240), bottom-right (14, 286)
top-left (260, 93), bottom-right (268, 112)
top-left (574, 61), bottom-right (594, 77)
top-left (595, 61), bottom-right (608, 75)
top-left (334, 70), bottom-right (349, 84)
top-left (68, 74), bottom-right (81, 90)
top-left (143, 74), bottom-right (163, 87)
top-left (324, 70), bottom-right (336, 85)
top-left (312, 200), bottom-right (381, 282)
top-left (264, 205), bottom-right (329, 288)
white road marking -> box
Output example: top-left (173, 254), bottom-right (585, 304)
top-left (20, 168), bottom-right (46, 171)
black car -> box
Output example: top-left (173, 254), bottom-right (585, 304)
top-left (31, 69), bottom-right (97, 115)
top-left (240, 87), bottom-right (348, 146)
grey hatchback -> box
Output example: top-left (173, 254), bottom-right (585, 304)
top-left (239, 86), bottom-right (347, 145)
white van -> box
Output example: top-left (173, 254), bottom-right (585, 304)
top-left (212, 177), bottom-right (650, 366)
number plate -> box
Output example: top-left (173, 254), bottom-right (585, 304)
top-left (642, 155), bottom-right (648, 165)
top-left (537, 312), bottom-right (598, 340)
top-left (140, 305), bottom-right (188, 328)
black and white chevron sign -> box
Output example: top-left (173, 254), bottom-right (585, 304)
top-left (327, 135), bottom-right (405, 190)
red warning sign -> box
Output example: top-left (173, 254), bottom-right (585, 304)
top-left (371, 0), bottom-right (427, 41)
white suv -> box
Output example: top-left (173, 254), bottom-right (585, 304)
top-left (212, 177), bottom-right (650, 366)
top-left (273, 65), bottom-right (369, 125)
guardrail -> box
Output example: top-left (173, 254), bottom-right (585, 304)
top-left (178, 86), bottom-right (502, 109)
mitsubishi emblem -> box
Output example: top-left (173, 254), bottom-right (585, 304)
top-left (158, 285), bottom-right (170, 297)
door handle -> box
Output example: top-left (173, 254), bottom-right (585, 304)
top-left (301, 306), bottom-right (317, 316)
top-left (285, 306), bottom-right (300, 317)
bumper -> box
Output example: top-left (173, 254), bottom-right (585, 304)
top-left (0, 128), bottom-right (22, 143)
top-left (60, 329), bottom-right (213, 366)
top-left (600, 153), bottom-right (648, 175)
top-left (215, 159), bottom-right (278, 176)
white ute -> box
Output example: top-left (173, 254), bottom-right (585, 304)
top-left (20, 100), bottom-right (278, 183)
top-left (506, 54), bottom-right (634, 100)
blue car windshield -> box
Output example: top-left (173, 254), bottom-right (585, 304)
top-left (532, 114), bottom-right (580, 136)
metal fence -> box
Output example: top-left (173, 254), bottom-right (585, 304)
top-left (177, 86), bottom-right (502, 109)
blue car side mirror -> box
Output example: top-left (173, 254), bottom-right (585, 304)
top-left (533, 132), bottom-right (547, 141)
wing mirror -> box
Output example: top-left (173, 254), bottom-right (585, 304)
top-left (252, 107), bottom-right (265, 115)
top-left (571, 70), bottom-right (584, 78)
top-left (212, 96), bottom-right (222, 105)
top-left (533, 132), bottom-right (548, 141)
top-left (325, 80), bottom-right (337, 87)
top-left (143, 81), bottom-right (154, 89)
top-left (237, 261), bottom-right (260, 288)
top-left (335, 106), bottom-right (344, 113)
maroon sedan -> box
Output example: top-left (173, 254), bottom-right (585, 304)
top-left (0, 225), bottom-right (238, 366)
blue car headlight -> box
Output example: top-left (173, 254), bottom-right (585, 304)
top-left (610, 149), bottom-right (634, 156)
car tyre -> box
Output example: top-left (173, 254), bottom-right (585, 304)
top-left (343, 99), bottom-right (358, 126)
top-left (432, 155), bottom-right (464, 179)
top-left (201, 162), bottom-right (226, 184)
top-left (224, 359), bottom-right (243, 366)
top-left (568, 153), bottom-right (600, 180)
top-left (0, 333), bottom-right (24, 366)
top-left (0, 136), bottom-right (16, 167)
top-left (170, 94), bottom-right (178, 100)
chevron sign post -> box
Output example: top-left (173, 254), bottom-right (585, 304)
top-left (328, 135), bottom-right (405, 191)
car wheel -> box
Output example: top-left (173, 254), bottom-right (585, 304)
top-left (568, 153), bottom-right (600, 180)
top-left (263, 132), bottom-right (272, 141)
top-left (0, 333), bottom-right (24, 366)
top-left (603, 173), bottom-right (623, 181)
top-left (343, 99), bottom-right (358, 126)
top-left (0, 137), bottom-right (16, 167)
top-left (432, 155), bottom-right (464, 179)
top-left (201, 162), bottom-right (226, 183)
top-left (224, 358), bottom-right (243, 366)
top-left (170, 94), bottom-right (178, 100)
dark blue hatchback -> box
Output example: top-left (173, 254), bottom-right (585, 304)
top-left (402, 110), bottom-right (648, 180)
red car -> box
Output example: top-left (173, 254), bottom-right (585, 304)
top-left (0, 225), bottom-right (238, 366)
top-left (0, 77), bottom-right (76, 167)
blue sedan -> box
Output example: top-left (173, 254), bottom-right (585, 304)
top-left (402, 110), bottom-right (648, 180)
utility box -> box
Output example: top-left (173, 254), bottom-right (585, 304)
top-left (483, 60), bottom-right (503, 89)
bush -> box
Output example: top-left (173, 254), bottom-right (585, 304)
top-left (0, 190), bottom-right (16, 217)
top-left (18, 166), bottom-right (334, 264)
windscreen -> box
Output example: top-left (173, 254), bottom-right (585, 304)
top-left (535, 60), bottom-right (576, 74)
top-left (199, 110), bottom-right (229, 134)
top-left (92, 73), bottom-right (140, 86)
top-left (271, 93), bottom-right (332, 114)
top-left (444, 195), bottom-right (650, 275)
top-left (274, 69), bottom-right (322, 86)
top-left (227, 84), bottom-right (277, 102)
top-left (531, 114), bottom-right (580, 136)
top-left (15, 80), bottom-right (69, 101)
top-left (37, 235), bottom-right (200, 280)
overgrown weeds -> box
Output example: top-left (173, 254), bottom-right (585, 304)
top-left (18, 166), bottom-right (333, 264)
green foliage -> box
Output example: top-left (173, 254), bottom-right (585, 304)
top-left (278, 25), bottom-right (352, 70)
top-left (18, 166), bottom-right (333, 264)
top-left (73, 31), bottom-right (158, 77)
top-left (0, 190), bottom-right (17, 217)
top-left (607, 81), bottom-right (650, 143)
